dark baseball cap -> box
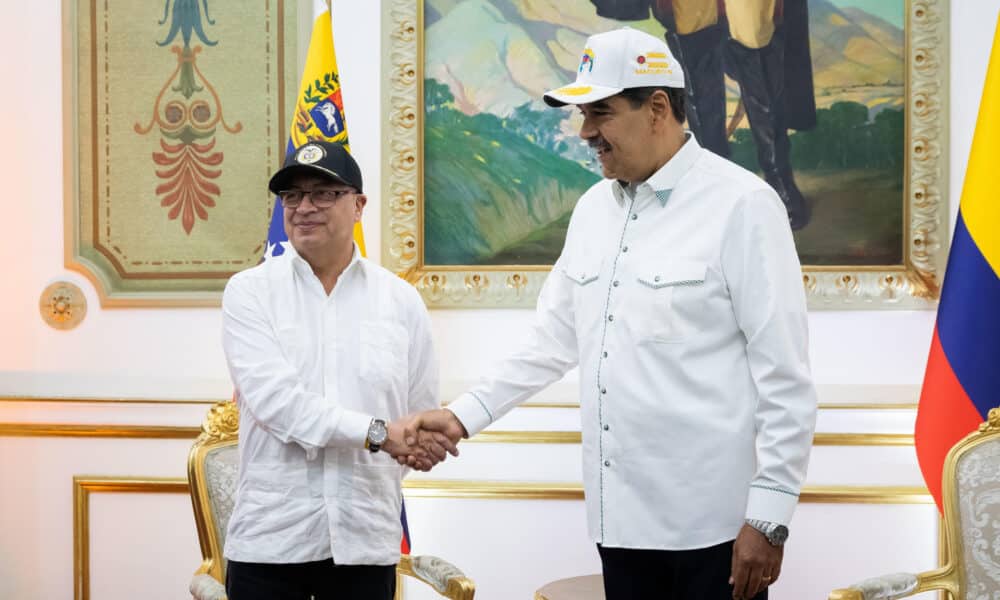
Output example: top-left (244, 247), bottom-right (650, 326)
top-left (267, 141), bottom-right (363, 194)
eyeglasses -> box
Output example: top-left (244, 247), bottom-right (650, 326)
top-left (279, 188), bottom-right (354, 209)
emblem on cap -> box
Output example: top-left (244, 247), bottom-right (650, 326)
top-left (579, 48), bottom-right (595, 73)
top-left (295, 144), bottom-right (325, 165)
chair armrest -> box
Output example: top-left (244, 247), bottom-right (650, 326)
top-left (190, 573), bottom-right (227, 600)
top-left (828, 573), bottom-right (919, 600)
top-left (398, 554), bottom-right (476, 600)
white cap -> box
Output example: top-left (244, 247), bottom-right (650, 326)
top-left (543, 27), bottom-right (685, 107)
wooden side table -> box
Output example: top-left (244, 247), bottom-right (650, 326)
top-left (534, 575), bottom-right (605, 600)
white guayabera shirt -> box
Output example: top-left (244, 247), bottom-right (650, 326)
top-left (222, 244), bottom-right (438, 565)
top-left (449, 134), bottom-right (817, 550)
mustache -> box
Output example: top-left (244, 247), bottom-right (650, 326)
top-left (588, 137), bottom-right (611, 150)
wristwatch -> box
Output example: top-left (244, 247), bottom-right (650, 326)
top-left (365, 419), bottom-right (388, 453)
top-left (745, 519), bottom-right (789, 547)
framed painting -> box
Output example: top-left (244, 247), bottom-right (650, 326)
top-left (382, 0), bottom-right (948, 309)
top-left (63, 0), bottom-right (297, 306)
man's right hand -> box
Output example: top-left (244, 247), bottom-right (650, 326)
top-left (384, 410), bottom-right (466, 471)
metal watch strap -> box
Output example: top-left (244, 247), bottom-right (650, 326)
top-left (745, 518), bottom-right (787, 546)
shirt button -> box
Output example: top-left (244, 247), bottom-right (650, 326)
top-left (654, 275), bottom-right (661, 282)
top-left (613, 280), bottom-right (620, 287)
top-left (603, 351), bottom-right (608, 358)
top-left (603, 424), bottom-right (610, 431)
top-left (607, 314), bottom-right (614, 322)
top-left (631, 213), bottom-right (638, 220)
top-left (622, 246), bottom-right (629, 253)
top-left (601, 387), bottom-right (607, 394)
top-left (604, 460), bottom-right (611, 467)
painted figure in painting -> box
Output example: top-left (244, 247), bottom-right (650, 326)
top-left (592, 0), bottom-right (815, 229)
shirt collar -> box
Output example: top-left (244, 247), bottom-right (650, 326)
top-left (285, 242), bottom-right (364, 281)
top-left (611, 132), bottom-right (700, 208)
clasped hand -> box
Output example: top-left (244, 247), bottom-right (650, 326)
top-left (383, 409), bottom-right (468, 471)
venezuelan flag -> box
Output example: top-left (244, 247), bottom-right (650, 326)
top-left (263, 0), bottom-right (366, 259)
top-left (915, 16), bottom-right (1000, 512)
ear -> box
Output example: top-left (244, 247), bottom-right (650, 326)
top-left (354, 194), bottom-right (368, 221)
top-left (648, 89), bottom-right (672, 127)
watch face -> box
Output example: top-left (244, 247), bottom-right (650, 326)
top-left (770, 525), bottom-right (789, 545)
top-left (369, 420), bottom-right (388, 445)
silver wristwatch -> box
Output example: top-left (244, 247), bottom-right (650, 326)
top-left (366, 419), bottom-right (388, 453)
top-left (745, 519), bottom-right (789, 546)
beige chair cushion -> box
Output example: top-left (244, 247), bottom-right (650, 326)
top-left (204, 444), bottom-right (239, 572)
top-left (957, 437), bottom-right (1000, 596)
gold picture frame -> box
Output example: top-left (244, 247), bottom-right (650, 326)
top-left (381, 0), bottom-right (949, 309)
top-left (62, 0), bottom-right (297, 307)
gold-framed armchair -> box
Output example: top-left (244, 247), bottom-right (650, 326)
top-left (828, 408), bottom-right (1000, 600)
top-left (187, 401), bottom-right (476, 600)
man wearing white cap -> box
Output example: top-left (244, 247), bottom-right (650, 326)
top-left (408, 27), bottom-right (816, 600)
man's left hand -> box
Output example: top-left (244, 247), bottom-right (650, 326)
top-left (729, 523), bottom-right (783, 599)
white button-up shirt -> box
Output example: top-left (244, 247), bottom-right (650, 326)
top-left (449, 135), bottom-right (817, 550)
top-left (221, 244), bottom-right (438, 565)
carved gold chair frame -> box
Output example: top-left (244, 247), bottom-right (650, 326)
top-left (187, 401), bottom-right (476, 600)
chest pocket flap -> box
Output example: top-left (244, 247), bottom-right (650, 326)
top-left (561, 256), bottom-right (603, 286)
top-left (637, 260), bottom-right (707, 289)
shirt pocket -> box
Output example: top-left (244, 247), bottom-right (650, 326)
top-left (561, 256), bottom-right (605, 331)
top-left (560, 256), bottom-right (603, 287)
top-left (344, 462), bottom-right (403, 541)
top-left (634, 260), bottom-right (707, 344)
top-left (359, 320), bottom-right (409, 392)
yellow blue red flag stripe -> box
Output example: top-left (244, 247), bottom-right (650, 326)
top-left (915, 15), bottom-right (1000, 511)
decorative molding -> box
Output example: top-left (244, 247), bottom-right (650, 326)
top-left (813, 433), bottom-right (914, 446)
top-left (0, 396), bottom-right (219, 405)
top-left (382, 0), bottom-right (948, 309)
top-left (73, 477), bottom-right (190, 600)
top-left (0, 397), bottom-right (920, 411)
top-left (1, 423), bottom-right (915, 447)
top-left (39, 281), bottom-right (87, 330)
top-left (0, 423), bottom-right (200, 439)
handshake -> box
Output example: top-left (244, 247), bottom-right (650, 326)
top-left (382, 409), bottom-right (469, 471)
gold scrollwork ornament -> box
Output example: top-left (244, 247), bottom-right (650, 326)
top-left (39, 282), bottom-right (87, 330)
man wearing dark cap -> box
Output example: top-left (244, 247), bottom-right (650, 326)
top-left (410, 28), bottom-right (816, 600)
top-left (220, 141), bottom-right (455, 600)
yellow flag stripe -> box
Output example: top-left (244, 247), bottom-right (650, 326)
top-left (291, 5), bottom-right (366, 256)
top-left (961, 14), bottom-right (1000, 275)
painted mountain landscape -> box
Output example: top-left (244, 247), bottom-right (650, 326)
top-left (423, 0), bottom-right (905, 266)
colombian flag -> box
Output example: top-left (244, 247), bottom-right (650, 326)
top-left (263, 0), bottom-right (366, 259)
top-left (915, 17), bottom-right (1000, 512)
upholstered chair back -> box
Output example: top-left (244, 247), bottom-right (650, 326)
top-left (953, 423), bottom-right (1000, 597)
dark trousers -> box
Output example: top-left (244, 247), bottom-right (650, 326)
top-left (598, 541), bottom-right (768, 600)
top-left (226, 558), bottom-right (396, 600)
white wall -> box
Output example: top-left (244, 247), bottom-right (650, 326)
top-left (1, 1), bottom-right (997, 599)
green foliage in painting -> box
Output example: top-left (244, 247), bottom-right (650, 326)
top-left (423, 78), bottom-right (599, 265)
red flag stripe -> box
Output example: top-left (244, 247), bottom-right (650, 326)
top-left (914, 327), bottom-right (984, 510)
